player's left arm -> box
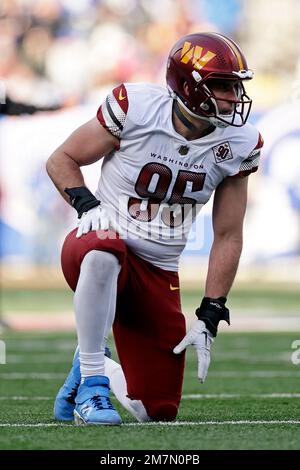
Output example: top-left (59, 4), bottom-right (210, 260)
top-left (205, 174), bottom-right (248, 298)
top-left (173, 176), bottom-right (248, 382)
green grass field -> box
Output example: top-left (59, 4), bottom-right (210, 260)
top-left (0, 285), bottom-right (299, 450)
top-left (0, 330), bottom-right (300, 450)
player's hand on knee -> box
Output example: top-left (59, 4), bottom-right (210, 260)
top-left (173, 297), bottom-right (230, 383)
top-left (76, 205), bottom-right (110, 238)
top-left (76, 206), bottom-right (124, 238)
top-left (64, 186), bottom-right (122, 238)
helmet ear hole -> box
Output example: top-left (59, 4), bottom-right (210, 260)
top-left (183, 81), bottom-right (190, 97)
top-left (178, 78), bottom-right (188, 97)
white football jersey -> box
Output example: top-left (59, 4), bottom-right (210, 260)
top-left (96, 83), bottom-right (263, 271)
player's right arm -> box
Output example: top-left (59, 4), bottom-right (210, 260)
top-left (46, 117), bottom-right (119, 203)
top-left (46, 116), bottom-right (121, 236)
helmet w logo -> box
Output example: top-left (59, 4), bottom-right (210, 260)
top-left (180, 42), bottom-right (216, 71)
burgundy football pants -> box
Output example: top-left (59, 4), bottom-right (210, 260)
top-left (61, 229), bottom-right (186, 421)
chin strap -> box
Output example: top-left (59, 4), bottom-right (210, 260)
top-left (174, 97), bottom-right (218, 135)
top-left (173, 101), bottom-right (197, 131)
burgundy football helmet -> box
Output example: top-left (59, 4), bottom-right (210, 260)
top-left (166, 32), bottom-right (253, 127)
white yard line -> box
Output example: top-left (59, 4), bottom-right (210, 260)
top-left (0, 420), bottom-right (300, 428)
top-left (0, 396), bottom-right (52, 400)
top-left (182, 393), bottom-right (300, 399)
top-left (124, 420), bottom-right (300, 426)
top-left (210, 371), bottom-right (300, 377)
top-left (0, 373), bottom-right (66, 379)
top-left (0, 423), bottom-right (70, 428)
top-left (1, 393), bottom-right (300, 401)
top-left (7, 356), bottom-right (74, 364)
top-left (6, 353), bottom-right (293, 364)
top-left (187, 371), bottom-right (300, 378)
top-left (2, 371), bottom-right (300, 380)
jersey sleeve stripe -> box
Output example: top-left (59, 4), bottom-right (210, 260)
top-left (240, 154), bottom-right (260, 172)
top-left (106, 96), bottom-right (123, 133)
top-left (233, 154), bottom-right (260, 178)
top-left (107, 93), bottom-right (127, 130)
top-left (96, 84), bottom-right (128, 139)
top-left (234, 131), bottom-right (263, 177)
top-left (97, 101), bottom-right (120, 137)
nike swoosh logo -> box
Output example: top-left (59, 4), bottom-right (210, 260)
top-left (118, 89), bottom-right (126, 101)
top-left (170, 284), bottom-right (180, 291)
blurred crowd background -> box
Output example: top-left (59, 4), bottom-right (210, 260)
top-left (2, 0), bottom-right (300, 109)
top-left (1, 0), bottom-right (300, 284)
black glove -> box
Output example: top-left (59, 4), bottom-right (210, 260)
top-left (195, 297), bottom-right (230, 337)
top-left (65, 187), bottom-right (100, 218)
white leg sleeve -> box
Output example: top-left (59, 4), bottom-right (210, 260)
top-left (74, 250), bottom-right (120, 377)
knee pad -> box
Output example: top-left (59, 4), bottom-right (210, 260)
top-left (82, 250), bottom-right (120, 275)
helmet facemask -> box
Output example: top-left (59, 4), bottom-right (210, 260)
top-left (177, 75), bottom-right (252, 128)
top-left (200, 78), bottom-right (252, 128)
